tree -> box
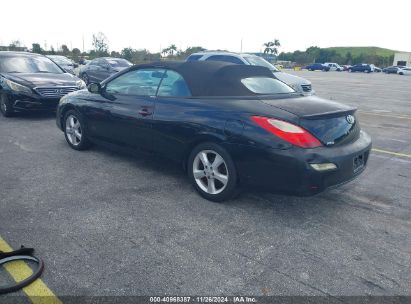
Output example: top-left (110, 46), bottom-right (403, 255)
top-left (121, 47), bottom-right (135, 62)
top-left (110, 50), bottom-right (121, 58)
top-left (92, 32), bottom-right (109, 55)
top-left (8, 40), bottom-right (23, 51)
top-left (162, 44), bottom-right (178, 58)
top-left (32, 43), bottom-right (43, 54)
top-left (72, 48), bottom-right (81, 61)
top-left (179, 46), bottom-right (206, 58)
top-left (161, 47), bottom-right (169, 57)
top-left (305, 46), bottom-right (321, 63)
top-left (345, 52), bottom-right (353, 65)
top-left (263, 39), bottom-right (281, 57)
top-left (168, 44), bottom-right (177, 56)
top-left (61, 44), bottom-right (70, 56)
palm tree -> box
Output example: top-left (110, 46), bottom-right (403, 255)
top-left (161, 47), bottom-right (169, 58)
top-left (263, 39), bottom-right (281, 57)
top-left (168, 44), bottom-right (178, 56)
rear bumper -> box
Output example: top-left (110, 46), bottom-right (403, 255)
top-left (227, 130), bottom-right (372, 195)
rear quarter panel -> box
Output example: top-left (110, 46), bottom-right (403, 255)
top-left (152, 96), bottom-right (298, 164)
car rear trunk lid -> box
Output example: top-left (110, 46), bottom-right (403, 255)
top-left (259, 95), bottom-right (360, 146)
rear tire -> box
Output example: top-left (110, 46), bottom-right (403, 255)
top-left (188, 142), bottom-right (238, 202)
top-left (0, 93), bottom-right (14, 117)
top-left (63, 110), bottom-right (90, 150)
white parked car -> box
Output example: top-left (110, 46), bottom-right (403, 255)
top-left (397, 67), bottom-right (411, 75)
top-left (324, 62), bottom-right (343, 71)
top-left (187, 52), bottom-right (314, 95)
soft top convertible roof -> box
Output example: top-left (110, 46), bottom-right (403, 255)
top-left (134, 61), bottom-right (275, 96)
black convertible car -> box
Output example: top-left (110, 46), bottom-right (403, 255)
top-left (56, 61), bottom-right (371, 201)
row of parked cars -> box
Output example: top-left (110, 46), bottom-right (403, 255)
top-left (382, 66), bottom-right (411, 75)
top-left (0, 50), bottom-right (371, 201)
top-left (304, 62), bottom-right (410, 75)
top-left (0, 51), bottom-right (316, 118)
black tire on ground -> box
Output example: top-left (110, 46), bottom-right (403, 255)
top-left (188, 142), bottom-right (238, 202)
top-left (0, 93), bottom-right (14, 117)
top-left (63, 109), bottom-right (91, 151)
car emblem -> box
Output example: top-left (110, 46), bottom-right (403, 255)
top-left (346, 115), bottom-right (355, 124)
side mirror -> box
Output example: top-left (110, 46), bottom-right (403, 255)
top-left (88, 83), bottom-right (102, 94)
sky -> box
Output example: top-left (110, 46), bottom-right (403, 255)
top-left (1, 0), bottom-right (410, 54)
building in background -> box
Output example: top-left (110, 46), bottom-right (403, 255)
top-left (393, 52), bottom-right (411, 66)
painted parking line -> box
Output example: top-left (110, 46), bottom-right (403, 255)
top-left (372, 148), bottom-right (411, 159)
top-left (0, 236), bottom-right (62, 304)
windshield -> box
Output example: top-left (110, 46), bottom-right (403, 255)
top-left (241, 77), bottom-right (295, 94)
top-left (107, 59), bottom-right (132, 68)
top-left (0, 56), bottom-right (64, 74)
top-left (243, 56), bottom-right (280, 72)
top-left (49, 56), bottom-right (72, 65)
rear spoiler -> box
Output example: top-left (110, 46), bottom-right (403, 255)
top-left (301, 108), bottom-right (357, 120)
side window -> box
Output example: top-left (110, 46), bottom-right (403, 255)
top-left (105, 68), bottom-right (165, 96)
top-left (222, 56), bottom-right (244, 64)
top-left (187, 55), bottom-right (203, 61)
top-left (206, 55), bottom-right (244, 65)
top-left (157, 70), bottom-right (191, 97)
top-left (206, 55), bottom-right (226, 62)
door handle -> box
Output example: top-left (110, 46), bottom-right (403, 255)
top-left (138, 108), bottom-right (152, 117)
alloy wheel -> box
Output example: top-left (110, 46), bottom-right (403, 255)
top-left (65, 114), bottom-right (82, 146)
top-left (192, 150), bottom-right (229, 195)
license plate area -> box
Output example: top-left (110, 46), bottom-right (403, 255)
top-left (353, 153), bottom-right (365, 173)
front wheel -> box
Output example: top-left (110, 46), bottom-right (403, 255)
top-left (63, 110), bottom-right (90, 150)
top-left (0, 93), bottom-right (14, 117)
top-left (188, 142), bottom-right (238, 202)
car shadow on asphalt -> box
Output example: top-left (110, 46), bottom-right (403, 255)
top-left (9, 111), bottom-right (56, 120)
top-left (233, 188), bottom-right (346, 221)
top-left (88, 142), bottom-right (186, 180)
top-left (86, 141), bottom-right (346, 219)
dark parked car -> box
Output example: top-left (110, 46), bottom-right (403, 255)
top-left (383, 66), bottom-right (404, 74)
top-left (56, 61), bottom-right (371, 201)
top-left (348, 64), bottom-right (374, 73)
top-left (0, 51), bottom-right (86, 117)
top-left (305, 63), bottom-right (330, 71)
top-left (47, 55), bottom-right (77, 75)
top-left (79, 57), bottom-right (132, 84)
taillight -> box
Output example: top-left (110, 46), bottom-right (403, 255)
top-left (251, 116), bottom-right (322, 148)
